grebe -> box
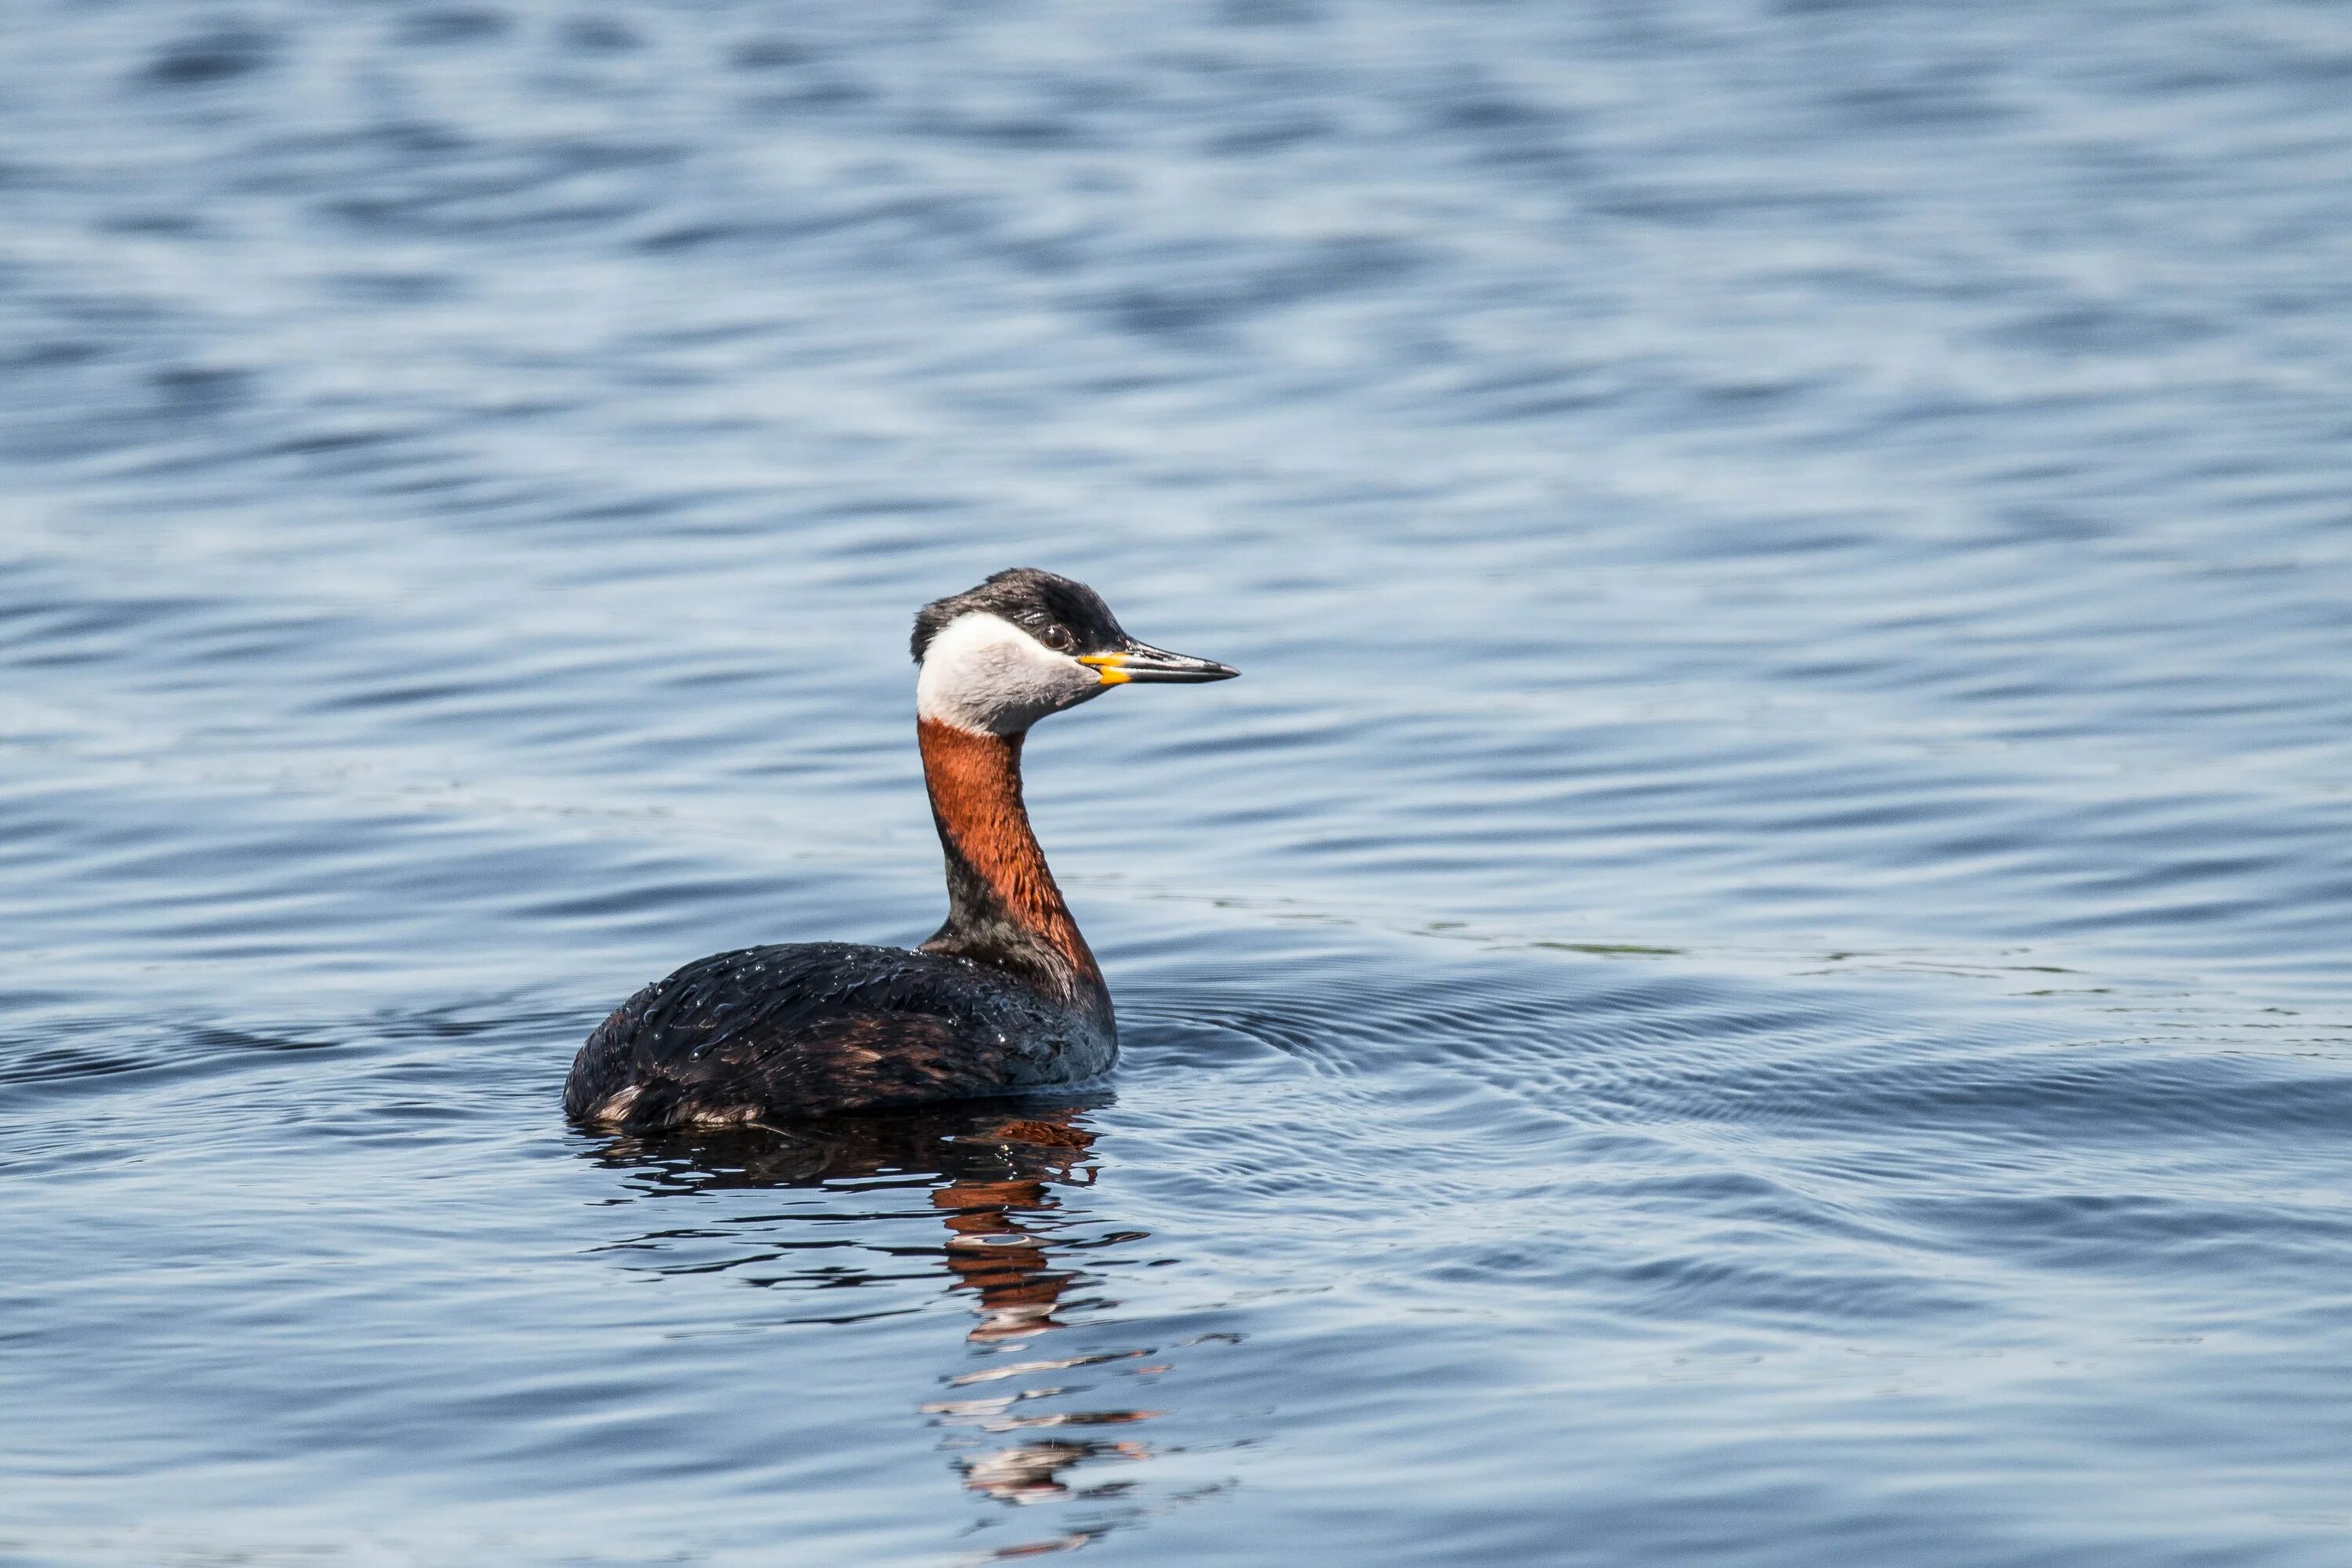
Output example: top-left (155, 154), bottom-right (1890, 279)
top-left (564, 568), bottom-right (1237, 1132)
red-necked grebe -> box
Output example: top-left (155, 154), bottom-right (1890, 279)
top-left (564, 568), bottom-right (1238, 1132)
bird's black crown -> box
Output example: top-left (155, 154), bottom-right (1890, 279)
top-left (911, 568), bottom-right (1131, 662)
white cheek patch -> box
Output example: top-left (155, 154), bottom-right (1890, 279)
top-left (917, 612), bottom-right (1105, 735)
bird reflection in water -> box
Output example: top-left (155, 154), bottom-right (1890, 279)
top-left (585, 1098), bottom-right (1183, 1548)
top-left (934, 1117), bottom-right (1096, 1345)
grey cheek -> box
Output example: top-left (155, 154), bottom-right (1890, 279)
top-left (1051, 663), bottom-right (1104, 709)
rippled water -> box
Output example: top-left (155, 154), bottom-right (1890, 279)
top-left (7, 2), bottom-right (2352, 1563)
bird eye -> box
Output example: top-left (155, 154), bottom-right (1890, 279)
top-left (1040, 623), bottom-right (1073, 651)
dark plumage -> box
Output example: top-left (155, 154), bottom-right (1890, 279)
top-left (910, 567), bottom-right (1129, 663)
top-left (562, 942), bottom-right (1110, 1130)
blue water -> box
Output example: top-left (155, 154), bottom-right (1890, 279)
top-left (5, 2), bottom-right (2352, 1562)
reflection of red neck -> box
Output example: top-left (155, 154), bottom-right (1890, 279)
top-left (917, 717), bottom-right (1101, 991)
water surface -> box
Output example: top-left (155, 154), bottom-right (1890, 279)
top-left (5, 2), bottom-right (2352, 1563)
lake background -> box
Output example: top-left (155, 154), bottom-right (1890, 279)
top-left (6, 2), bottom-right (2352, 1563)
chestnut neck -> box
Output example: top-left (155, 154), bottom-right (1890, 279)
top-left (916, 717), bottom-right (1106, 1014)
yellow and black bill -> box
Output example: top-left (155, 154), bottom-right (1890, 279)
top-left (1078, 642), bottom-right (1240, 685)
